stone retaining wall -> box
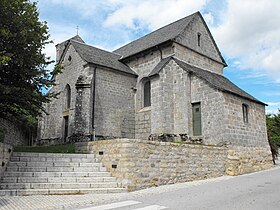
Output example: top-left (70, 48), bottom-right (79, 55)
top-left (75, 139), bottom-right (227, 191)
top-left (0, 143), bottom-right (13, 176)
top-left (75, 139), bottom-right (273, 191)
top-left (226, 146), bottom-right (273, 176)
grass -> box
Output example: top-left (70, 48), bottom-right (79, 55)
top-left (14, 144), bottom-right (76, 153)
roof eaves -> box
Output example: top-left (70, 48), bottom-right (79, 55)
top-left (88, 62), bottom-right (138, 77)
top-left (172, 58), bottom-right (264, 105)
top-left (118, 40), bottom-right (173, 61)
top-left (148, 56), bottom-right (173, 77)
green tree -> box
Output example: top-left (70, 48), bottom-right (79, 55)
top-left (0, 0), bottom-right (58, 125)
top-left (266, 109), bottom-right (280, 164)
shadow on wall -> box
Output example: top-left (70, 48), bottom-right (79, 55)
top-left (0, 118), bottom-right (34, 146)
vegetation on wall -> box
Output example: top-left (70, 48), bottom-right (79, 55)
top-left (266, 109), bottom-right (280, 164)
top-left (0, 0), bottom-right (59, 128)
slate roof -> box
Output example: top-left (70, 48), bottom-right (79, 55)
top-left (149, 57), bottom-right (265, 105)
top-left (70, 40), bottom-right (137, 76)
top-left (113, 12), bottom-right (197, 59)
top-left (113, 12), bottom-right (226, 66)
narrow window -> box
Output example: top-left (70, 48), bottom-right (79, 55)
top-left (63, 116), bottom-right (69, 142)
top-left (65, 84), bottom-right (71, 110)
top-left (197, 32), bottom-right (201, 47)
top-left (143, 80), bottom-right (151, 107)
top-left (192, 102), bottom-right (202, 136)
top-left (242, 104), bottom-right (249, 123)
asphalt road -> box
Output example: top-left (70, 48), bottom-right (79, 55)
top-left (75, 166), bottom-right (280, 210)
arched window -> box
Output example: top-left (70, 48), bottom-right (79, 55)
top-left (65, 84), bottom-right (71, 110)
top-left (143, 80), bottom-right (151, 107)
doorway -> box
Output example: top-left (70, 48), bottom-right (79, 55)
top-left (192, 102), bottom-right (202, 136)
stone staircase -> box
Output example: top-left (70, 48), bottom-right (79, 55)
top-left (0, 152), bottom-right (126, 196)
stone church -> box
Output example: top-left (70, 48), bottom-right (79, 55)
top-left (38, 12), bottom-right (269, 150)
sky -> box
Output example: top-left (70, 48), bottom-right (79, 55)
top-left (36, 0), bottom-right (280, 114)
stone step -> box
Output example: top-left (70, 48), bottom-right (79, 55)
top-left (1, 176), bottom-right (116, 183)
top-left (0, 188), bottom-right (126, 196)
top-left (8, 161), bottom-right (102, 167)
top-left (10, 156), bottom-right (99, 163)
top-left (0, 152), bottom-right (123, 196)
top-left (6, 166), bottom-right (107, 172)
top-left (3, 171), bottom-right (112, 178)
top-left (12, 152), bottom-right (96, 158)
top-left (0, 182), bottom-right (118, 190)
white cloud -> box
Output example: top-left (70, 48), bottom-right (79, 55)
top-left (203, 12), bottom-right (214, 26)
top-left (103, 0), bottom-right (207, 30)
top-left (211, 0), bottom-right (280, 83)
top-left (266, 102), bottom-right (280, 114)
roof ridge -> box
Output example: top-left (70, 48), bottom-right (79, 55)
top-left (113, 12), bottom-right (199, 53)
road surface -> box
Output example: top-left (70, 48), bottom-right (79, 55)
top-left (73, 166), bottom-right (280, 210)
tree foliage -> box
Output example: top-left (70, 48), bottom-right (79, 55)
top-left (266, 109), bottom-right (280, 163)
top-left (0, 0), bottom-right (58, 125)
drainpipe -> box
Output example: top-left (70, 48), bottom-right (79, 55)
top-left (91, 67), bottom-right (97, 141)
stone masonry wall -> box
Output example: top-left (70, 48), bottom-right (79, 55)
top-left (223, 93), bottom-right (269, 147)
top-left (39, 44), bottom-right (87, 144)
top-left (0, 143), bottom-right (13, 177)
top-left (226, 146), bottom-right (273, 176)
top-left (75, 139), bottom-right (273, 191)
top-left (75, 139), bottom-right (227, 191)
top-left (151, 60), bottom-right (190, 135)
top-left (0, 118), bottom-right (28, 146)
top-left (174, 43), bottom-right (224, 75)
top-left (174, 13), bottom-right (225, 74)
top-left (94, 67), bottom-right (136, 138)
top-left (126, 45), bottom-right (174, 139)
top-left (190, 75), bottom-right (226, 145)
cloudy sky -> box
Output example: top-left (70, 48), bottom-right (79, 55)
top-left (36, 0), bottom-right (280, 113)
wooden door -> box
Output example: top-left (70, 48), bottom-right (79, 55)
top-left (192, 103), bottom-right (202, 136)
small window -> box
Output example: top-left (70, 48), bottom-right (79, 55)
top-left (197, 32), bottom-right (201, 47)
top-left (143, 80), bottom-right (151, 107)
top-left (242, 104), bottom-right (249, 123)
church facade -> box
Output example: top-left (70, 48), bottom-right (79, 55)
top-left (38, 12), bottom-right (269, 150)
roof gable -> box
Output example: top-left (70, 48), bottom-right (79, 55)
top-left (149, 57), bottom-right (264, 105)
top-left (113, 12), bottom-right (197, 59)
top-left (113, 12), bottom-right (226, 65)
top-left (59, 39), bottom-right (137, 76)
top-left (174, 12), bottom-right (226, 66)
